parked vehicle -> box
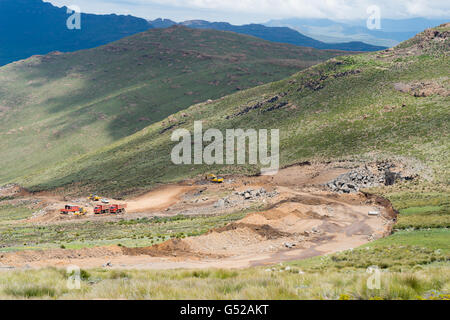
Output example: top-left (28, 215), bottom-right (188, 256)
top-left (110, 204), bottom-right (127, 214)
top-left (94, 205), bottom-right (110, 214)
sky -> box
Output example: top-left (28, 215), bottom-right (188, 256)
top-left (46, 0), bottom-right (450, 24)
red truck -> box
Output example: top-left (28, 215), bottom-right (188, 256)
top-left (94, 205), bottom-right (110, 214)
top-left (110, 204), bottom-right (127, 214)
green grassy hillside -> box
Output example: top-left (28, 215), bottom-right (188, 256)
top-left (0, 26), bottom-right (341, 183)
top-left (17, 24), bottom-right (449, 197)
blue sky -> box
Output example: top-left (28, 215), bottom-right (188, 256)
top-left (46, 0), bottom-right (450, 24)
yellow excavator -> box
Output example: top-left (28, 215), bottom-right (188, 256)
top-left (206, 174), bottom-right (224, 183)
top-left (87, 194), bottom-right (101, 201)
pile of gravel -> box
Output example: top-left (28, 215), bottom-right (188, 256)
top-left (326, 163), bottom-right (405, 193)
top-left (236, 188), bottom-right (279, 200)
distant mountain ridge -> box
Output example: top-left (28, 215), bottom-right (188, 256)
top-left (0, 0), bottom-right (153, 65)
top-left (1, 0), bottom-right (386, 66)
top-left (149, 19), bottom-right (387, 52)
top-left (265, 17), bottom-right (450, 47)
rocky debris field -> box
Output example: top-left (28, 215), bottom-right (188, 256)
top-left (236, 188), bottom-right (279, 201)
top-left (326, 161), bottom-right (417, 193)
top-left (213, 188), bottom-right (279, 209)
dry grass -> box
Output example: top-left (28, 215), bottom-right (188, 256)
top-left (0, 265), bottom-right (448, 300)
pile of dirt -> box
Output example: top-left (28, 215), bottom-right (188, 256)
top-left (185, 225), bottom-right (277, 255)
top-left (242, 208), bottom-right (323, 237)
top-left (212, 222), bottom-right (290, 240)
top-left (0, 246), bottom-right (123, 266)
top-left (120, 239), bottom-right (221, 259)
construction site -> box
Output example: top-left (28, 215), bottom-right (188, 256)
top-left (0, 161), bottom-right (402, 270)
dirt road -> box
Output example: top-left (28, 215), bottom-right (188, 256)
top-left (126, 185), bottom-right (193, 212)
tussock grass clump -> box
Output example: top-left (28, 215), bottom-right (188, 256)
top-left (3, 285), bottom-right (57, 298)
top-left (1, 268), bottom-right (68, 299)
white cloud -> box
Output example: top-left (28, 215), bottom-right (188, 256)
top-left (46, 0), bottom-right (450, 22)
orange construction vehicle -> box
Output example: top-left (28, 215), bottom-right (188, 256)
top-left (60, 205), bottom-right (86, 215)
top-left (94, 205), bottom-right (110, 214)
top-left (110, 204), bottom-right (127, 214)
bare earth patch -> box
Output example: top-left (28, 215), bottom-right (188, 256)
top-left (0, 163), bottom-right (399, 270)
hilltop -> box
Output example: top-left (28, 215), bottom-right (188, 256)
top-left (14, 24), bottom-right (449, 196)
top-left (0, 25), bottom-right (343, 184)
top-left (150, 19), bottom-right (387, 51)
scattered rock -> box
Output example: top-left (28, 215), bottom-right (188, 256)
top-left (284, 242), bottom-right (296, 249)
top-left (326, 161), bottom-right (412, 193)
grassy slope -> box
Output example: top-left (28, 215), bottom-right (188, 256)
top-left (18, 25), bottom-right (449, 197)
top-left (0, 25), bottom-right (341, 183)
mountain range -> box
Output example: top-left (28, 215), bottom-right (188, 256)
top-left (1, 0), bottom-right (387, 66)
top-left (266, 17), bottom-right (450, 47)
top-left (2, 0), bottom-right (448, 68)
